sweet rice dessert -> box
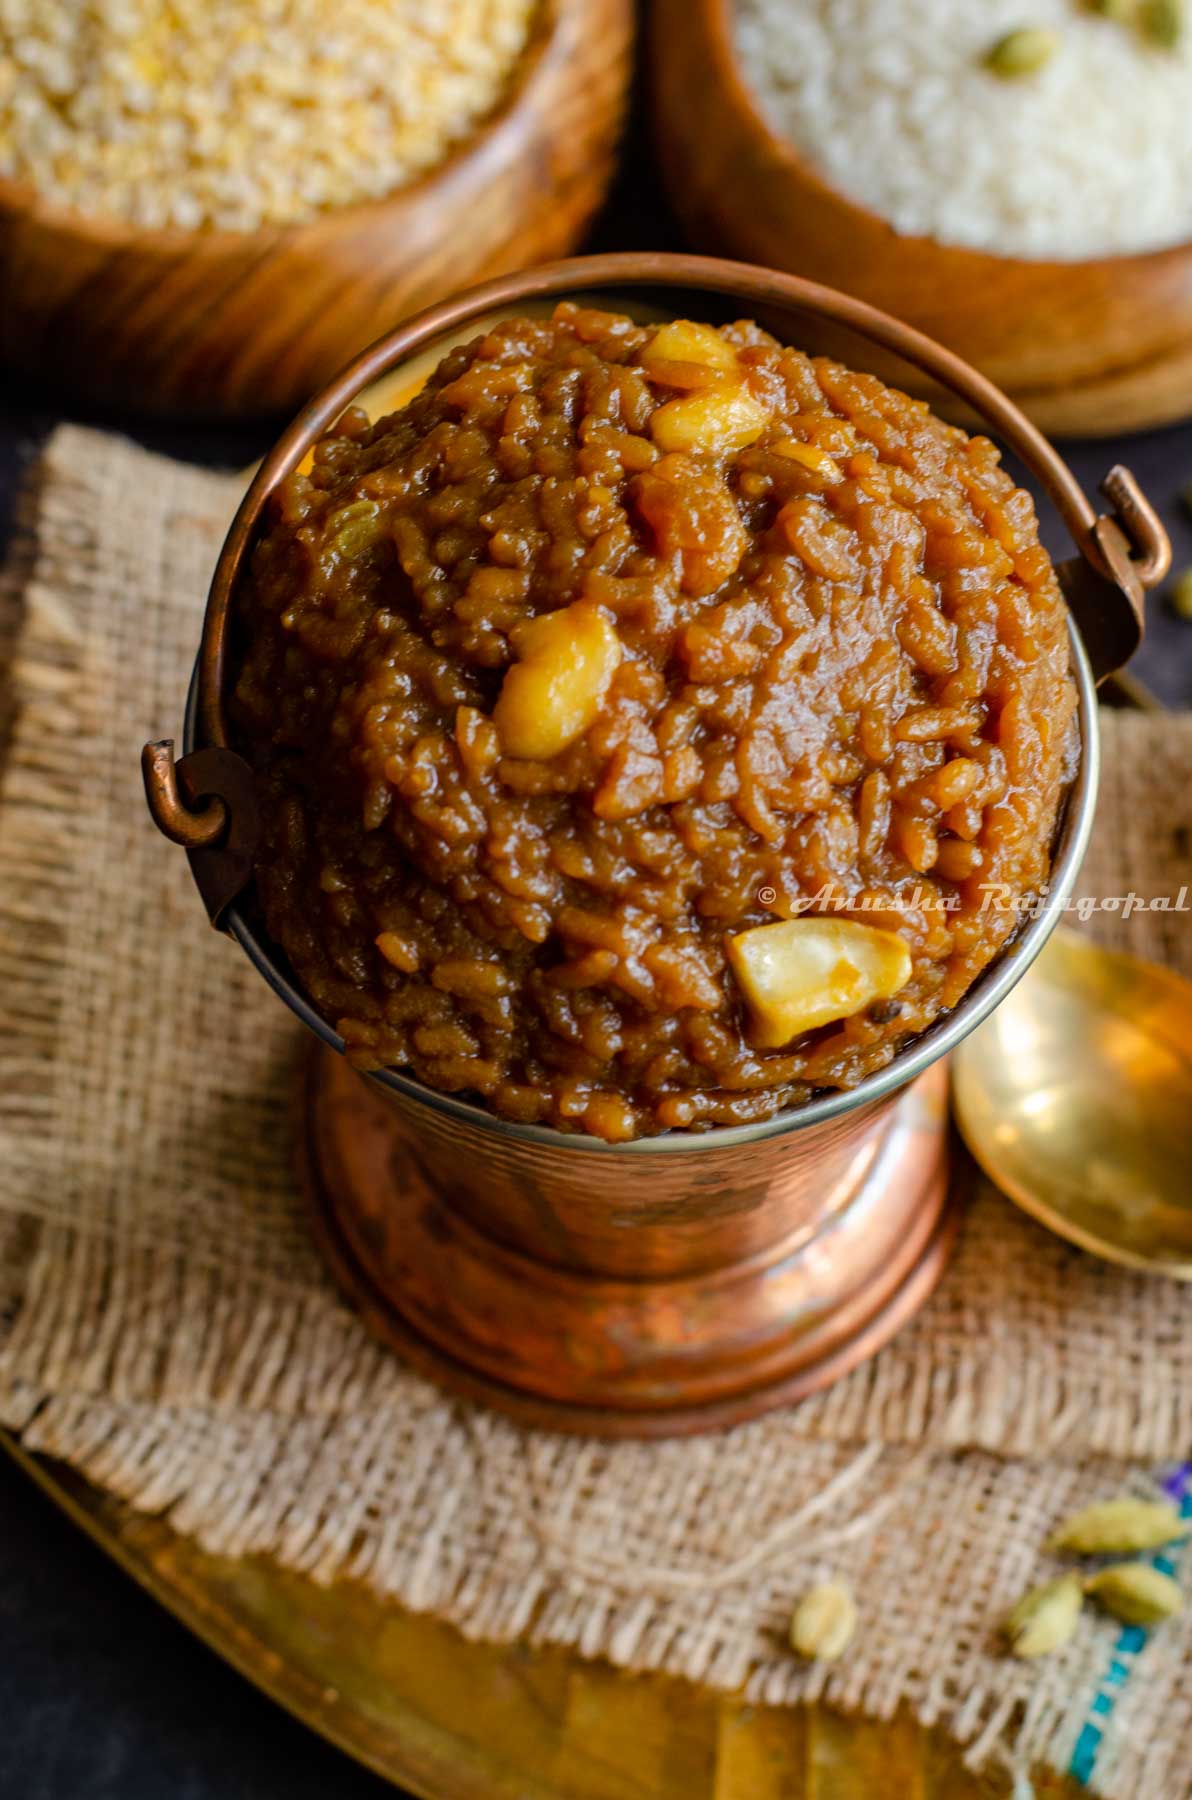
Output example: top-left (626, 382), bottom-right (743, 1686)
top-left (231, 302), bottom-right (1077, 1140)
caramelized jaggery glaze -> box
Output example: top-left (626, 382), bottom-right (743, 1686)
top-left (233, 304), bottom-right (1077, 1141)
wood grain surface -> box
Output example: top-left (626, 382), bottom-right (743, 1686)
top-left (0, 0), bottom-right (632, 418)
top-left (650, 0), bottom-right (1192, 438)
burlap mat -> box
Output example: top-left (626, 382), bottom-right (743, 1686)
top-left (2, 427), bottom-right (1190, 1797)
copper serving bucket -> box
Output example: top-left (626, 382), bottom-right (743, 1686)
top-left (145, 254), bottom-right (1170, 1437)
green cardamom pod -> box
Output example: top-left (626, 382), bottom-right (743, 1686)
top-left (1087, 0), bottom-right (1137, 20)
top-left (1169, 568), bottom-right (1192, 621)
top-left (790, 1580), bottom-right (858, 1662)
top-left (1139, 0), bottom-right (1183, 45)
top-left (983, 27), bottom-right (1061, 76)
top-left (1045, 1498), bottom-right (1186, 1555)
top-left (1085, 1563), bottom-right (1184, 1626)
top-left (1005, 1574), bottom-right (1083, 1658)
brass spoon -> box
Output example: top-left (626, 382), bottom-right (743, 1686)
top-left (952, 926), bottom-right (1192, 1276)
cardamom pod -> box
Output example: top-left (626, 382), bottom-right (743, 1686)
top-left (1087, 0), bottom-right (1136, 19)
top-left (1139, 0), bottom-right (1183, 45)
top-left (1169, 568), bottom-right (1192, 622)
top-left (1085, 1563), bottom-right (1184, 1626)
top-left (1045, 1498), bottom-right (1186, 1556)
top-left (983, 27), bottom-right (1061, 76)
top-left (790, 1580), bottom-right (858, 1662)
top-left (1004, 1574), bottom-right (1083, 1658)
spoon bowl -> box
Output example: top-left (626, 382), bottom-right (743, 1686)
top-left (953, 927), bottom-right (1192, 1275)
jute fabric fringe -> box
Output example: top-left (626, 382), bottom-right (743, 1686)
top-left (2, 429), bottom-right (1190, 1796)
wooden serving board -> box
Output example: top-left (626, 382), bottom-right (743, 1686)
top-left (2, 1432), bottom-right (1082, 1800)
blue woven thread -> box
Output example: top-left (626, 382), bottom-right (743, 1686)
top-left (1068, 1476), bottom-right (1192, 1787)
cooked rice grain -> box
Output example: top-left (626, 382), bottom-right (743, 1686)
top-left (233, 306), bottom-right (1078, 1140)
top-left (735, 0), bottom-right (1192, 259)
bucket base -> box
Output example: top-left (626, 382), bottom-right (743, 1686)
top-left (298, 1049), bottom-right (958, 1439)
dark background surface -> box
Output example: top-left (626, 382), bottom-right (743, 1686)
top-left (3, 74), bottom-right (1192, 1800)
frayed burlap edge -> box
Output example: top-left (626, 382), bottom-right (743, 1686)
top-left (13, 1387), bottom-right (1192, 1800)
top-left (2, 427), bottom-right (1192, 1799)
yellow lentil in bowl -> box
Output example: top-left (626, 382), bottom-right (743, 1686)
top-left (0, 0), bottom-right (537, 231)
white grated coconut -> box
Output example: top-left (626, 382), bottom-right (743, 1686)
top-left (734, 0), bottom-right (1192, 260)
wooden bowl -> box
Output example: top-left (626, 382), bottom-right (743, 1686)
top-left (650, 0), bottom-right (1192, 437)
top-left (0, 0), bottom-right (631, 420)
